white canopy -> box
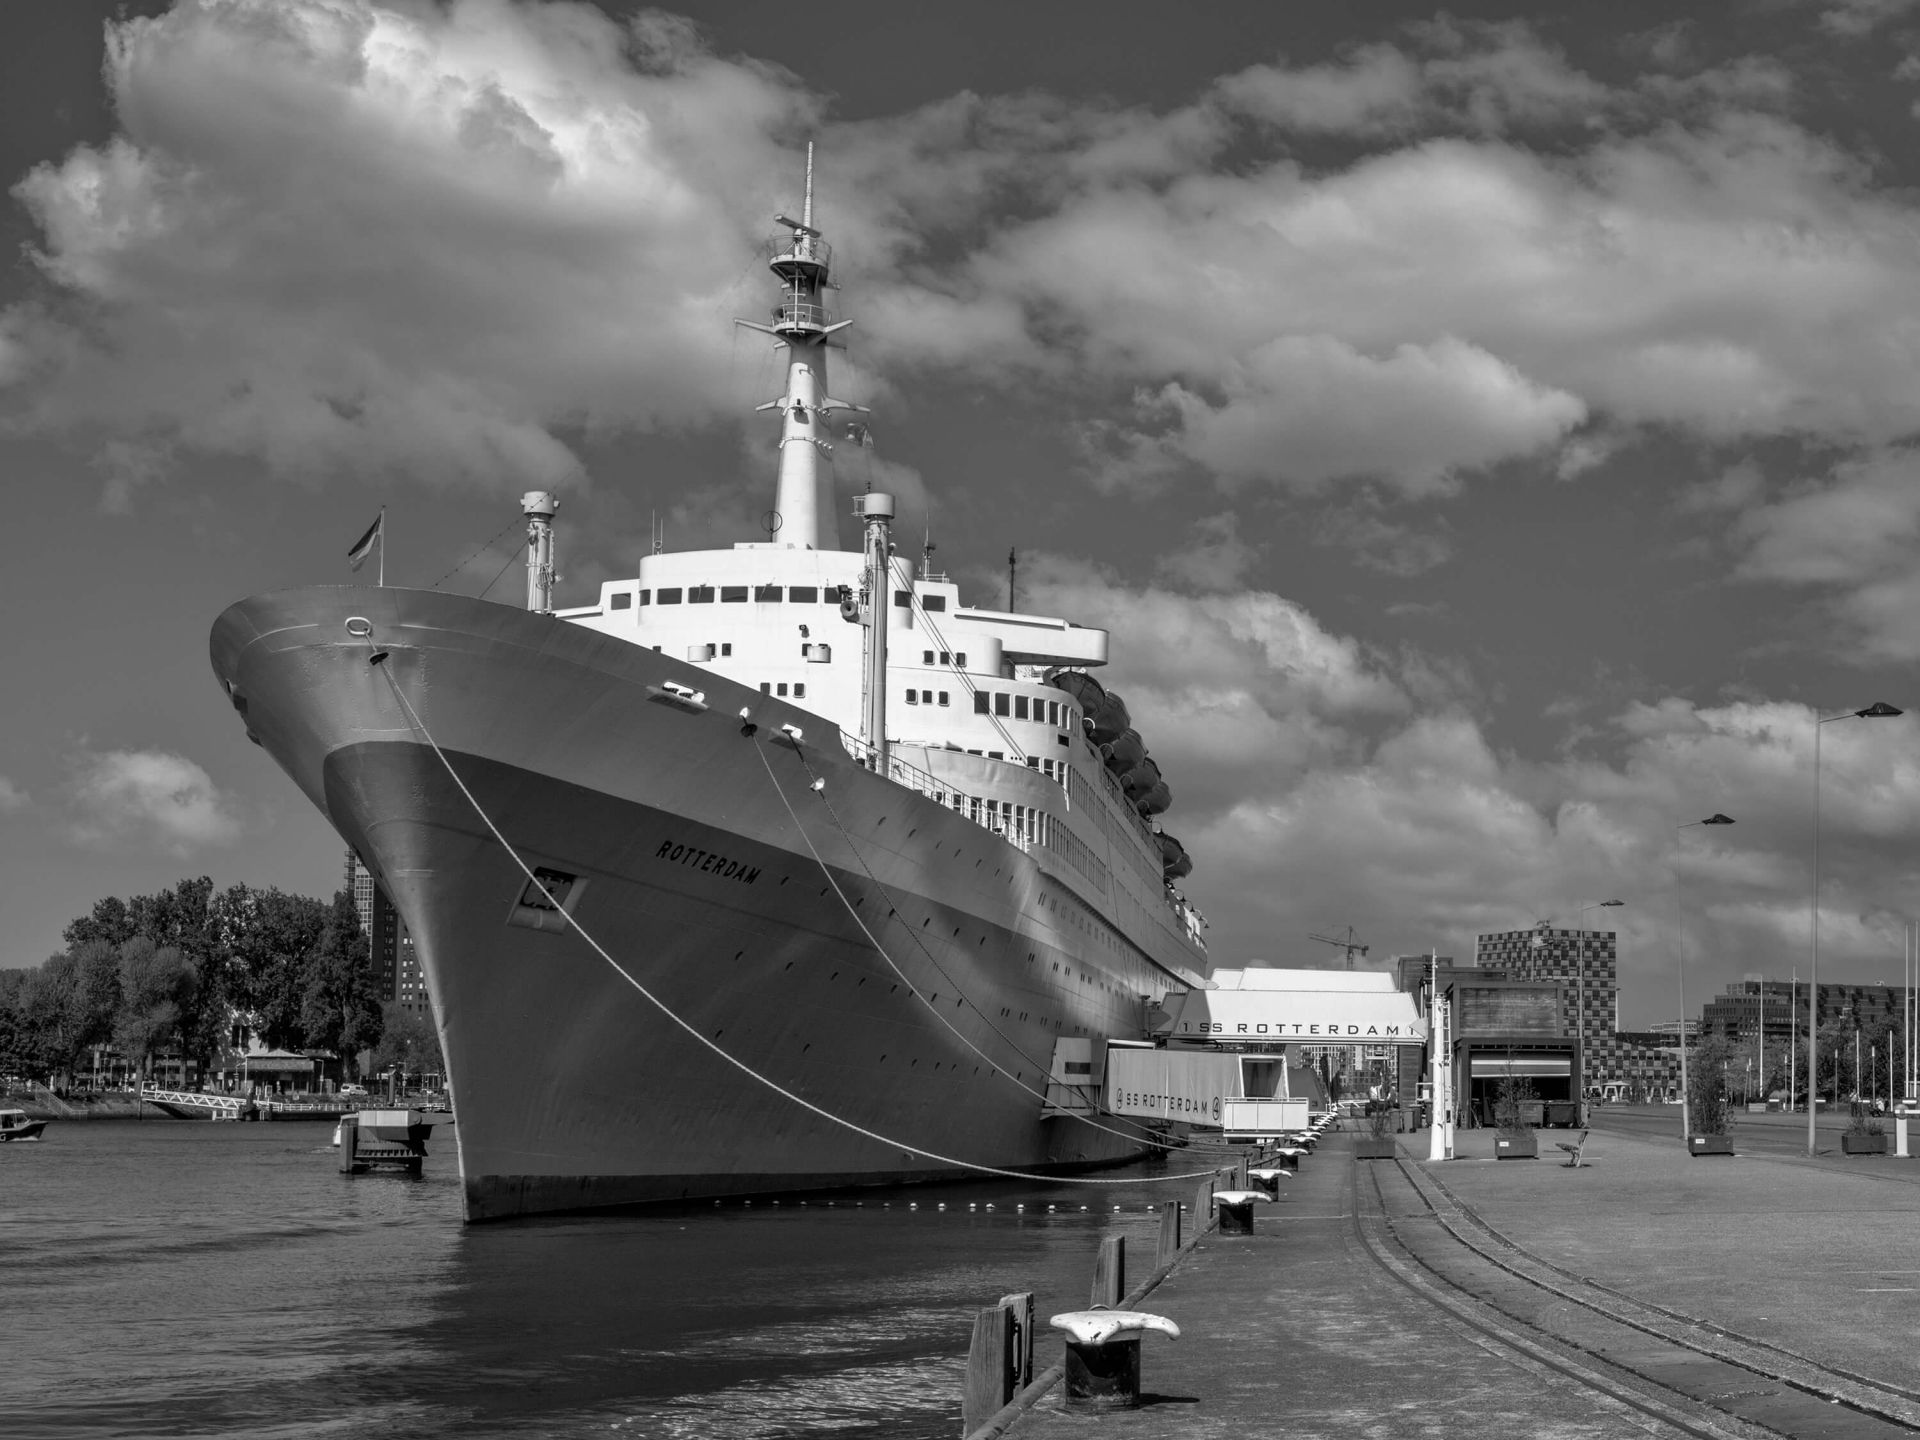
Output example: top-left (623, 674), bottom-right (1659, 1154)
top-left (1163, 968), bottom-right (1427, 1044)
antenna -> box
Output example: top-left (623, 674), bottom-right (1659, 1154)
top-left (803, 140), bottom-right (814, 232)
top-left (1008, 547), bottom-right (1016, 613)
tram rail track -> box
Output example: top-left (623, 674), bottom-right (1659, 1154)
top-left (1351, 1150), bottom-right (1920, 1438)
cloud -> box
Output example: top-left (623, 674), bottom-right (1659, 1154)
top-left (1727, 447), bottom-right (1920, 659)
top-left (4, 0), bottom-right (818, 501)
top-left (1153, 512), bottom-right (1262, 592)
top-left (1311, 495), bottom-right (1455, 577)
top-left (1817, 0), bottom-right (1920, 37)
top-left (12, 5), bottom-right (1920, 522)
top-left (0, 777), bottom-right (29, 814)
top-left (1001, 547), bottom-right (1920, 1013)
top-left (67, 748), bottom-right (242, 855)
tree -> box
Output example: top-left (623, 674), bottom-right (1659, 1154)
top-left (1688, 1032), bottom-right (1737, 1136)
top-left (369, 1002), bottom-right (443, 1086)
top-left (213, 885), bottom-right (329, 1050)
top-left (113, 936), bottom-right (198, 1087)
top-left (299, 889), bottom-right (384, 1072)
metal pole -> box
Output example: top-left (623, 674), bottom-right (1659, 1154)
top-left (1809, 720), bottom-right (1822, 1154)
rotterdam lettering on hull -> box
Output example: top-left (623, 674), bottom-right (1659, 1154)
top-left (1177, 1022), bottom-right (1415, 1037)
top-left (656, 839), bottom-right (762, 885)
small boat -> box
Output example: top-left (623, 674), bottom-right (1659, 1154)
top-left (0, 1109), bottom-right (48, 1142)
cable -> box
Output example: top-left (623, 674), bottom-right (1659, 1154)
top-left (427, 518), bottom-right (522, 591)
top-left (373, 648), bottom-right (1226, 1186)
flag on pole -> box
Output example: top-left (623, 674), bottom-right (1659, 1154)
top-left (347, 511), bottom-right (384, 571)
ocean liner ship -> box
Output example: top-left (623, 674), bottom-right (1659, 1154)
top-left (209, 152), bottom-right (1210, 1220)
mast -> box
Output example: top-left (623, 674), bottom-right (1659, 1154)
top-left (855, 492), bottom-right (894, 767)
top-left (735, 143), bottom-right (866, 551)
top-left (523, 491), bottom-right (557, 612)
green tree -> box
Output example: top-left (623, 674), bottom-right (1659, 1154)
top-left (299, 889), bottom-right (384, 1072)
top-left (1688, 1032), bottom-right (1737, 1136)
top-left (213, 885), bottom-right (329, 1049)
top-left (113, 936), bottom-right (198, 1087)
top-left (369, 1002), bottom-right (443, 1086)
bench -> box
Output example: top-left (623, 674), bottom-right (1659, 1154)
top-left (1555, 1129), bottom-right (1590, 1167)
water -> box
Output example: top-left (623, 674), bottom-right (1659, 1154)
top-left (1, 1121), bottom-right (1213, 1439)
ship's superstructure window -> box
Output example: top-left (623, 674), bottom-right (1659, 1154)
top-left (722, 586), bottom-right (749, 602)
top-left (720, 643), bottom-right (733, 656)
top-left (755, 585), bottom-right (782, 601)
top-left (777, 683), bottom-right (789, 696)
top-left (794, 683), bottom-right (806, 698)
top-left (938, 692), bottom-right (950, 706)
top-left (974, 693), bottom-right (989, 715)
top-left (690, 586), bottom-right (715, 603)
top-left (906, 690), bottom-right (918, 705)
top-left (760, 682), bottom-right (771, 693)
top-left (922, 595), bottom-right (947, 612)
top-left (1015, 696), bottom-right (1029, 720)
top-left (894, 590), bottom-right (911, 607)
top-left (658, 587), bottom-right (683, 604)
top-left (956, 652), bottom-right (967, 667)
top-left (611, 593), bottom-right (632, 610)
top-left (995, 694), bottom-right (1010, 717)
top-left (790, 585), bottom-right (818, 602)
top-left (939, 651), bottom-right (950, 663)
top-left (639, 590), bottom-right (651, 604)
top-left (923, 650), bottom-right (934, 664)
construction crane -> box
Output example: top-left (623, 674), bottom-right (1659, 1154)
top-left (1308, 927), bottom-right (1369, 970)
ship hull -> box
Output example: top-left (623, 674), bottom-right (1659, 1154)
top-left (214, 589), bottom-right (1181, 1220)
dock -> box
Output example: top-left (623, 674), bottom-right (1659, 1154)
top-left (982, 1112), bottom-right (1920, 1438)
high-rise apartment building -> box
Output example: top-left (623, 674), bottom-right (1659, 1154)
top-left (344, 849), bottom-right (430, 1014)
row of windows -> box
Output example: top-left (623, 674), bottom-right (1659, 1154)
top-left (608, 586), bottom-right (950, 611)
top-left (971, 691), bottom-right (1073, 728)
top-left (905, 690), bottom-right (951, 706)
top-left (758, 682), bottom-right (808, 698)
top-left (918, 649), bottom-right (969, 667)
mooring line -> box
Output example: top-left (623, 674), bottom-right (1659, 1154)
top-left (375, 657), bottom-right (1226, 1186)
top-left (754, 735), bottom-right (1228, 1157)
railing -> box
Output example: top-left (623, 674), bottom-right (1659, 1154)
top-left (772, 298), bottom-right (833, 329)
top-left (840, 735), bottom-right (1032, 853)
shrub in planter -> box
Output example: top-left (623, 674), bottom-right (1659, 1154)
top-left (1686, 1033), bottom-right (1736, 1156)
top-left (1494, 1073), bottom-right (1538, 1160)
top-left (1354, 1099), bottom-right (1397, 1159)
top-left (1844, 1103), bottom-right (1889, 1155)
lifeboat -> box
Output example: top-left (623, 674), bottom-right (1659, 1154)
top-left (1133, 779), bottom-right (1171, 817)
top-left (1155, 832), bottom-right (1193, 881)
top-left (1103, 729), bottom-right (1146, 773)
top-left (1049, 671), bottom-right (1105, 715)
top-left (1088, 691), bottom-right (1130, 746)
top-left (1121, 756), bottom-right (1161, 801)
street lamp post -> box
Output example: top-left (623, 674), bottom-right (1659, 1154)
top-left (1808, 702), bottom-right (1903, 1157)
top-left (1676, 814), bottom-right (1735, 1142)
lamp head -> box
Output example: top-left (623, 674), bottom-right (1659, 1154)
top-left (1858, 702), bottom-right (1903, 719)
top-left (1702, 813), bottom-right (1734, 826)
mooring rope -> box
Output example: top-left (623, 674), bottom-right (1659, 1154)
top-left (753, 736), bottom-right (1230, 1157)
top-left (375, 655), bottom-right (1229, 1185)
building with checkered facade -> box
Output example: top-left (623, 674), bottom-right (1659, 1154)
top-left (1475, 928), bottom-right (1680, 1093)
top-left (346, 849), bottom-right (431, 1015)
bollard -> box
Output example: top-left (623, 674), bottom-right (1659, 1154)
top-left (1900, 1110), bottom-right (1911, 1160)
top-left (1192, 1177), bottom-right (1215, 1233)
top-left (1212, 1189), bottom-right (1272, 1236)
top-left (1050, 1310), bottom-right (1181, 1412)
top-left (1090, 1234), bottom-right (1126, 1308)
top-left (1156, 1200), bottom-right (1182, 1268)
top-left (1248, 1167), bottom-right (1291, 1197)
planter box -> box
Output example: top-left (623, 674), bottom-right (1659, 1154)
top-left (1495, 1134), bottom-right (1537, 1160)
top-left (1843, 1132), bottom-right (1889, 1155)
top-left (1353, 1137), bottom-right (1397, 1160)
top-left (1688, 1134), bottom-right (1734, 1156)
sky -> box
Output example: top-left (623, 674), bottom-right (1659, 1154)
top-left (4, 0), bottom-right (1920, 1026)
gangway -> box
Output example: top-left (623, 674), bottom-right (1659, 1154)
top-left (141, 1087), bottom-right (253, 1119)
